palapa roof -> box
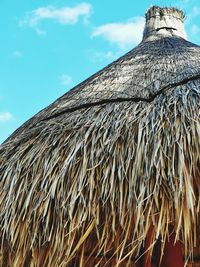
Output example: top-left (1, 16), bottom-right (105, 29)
top-left (1, 5), bottom-right (200, 267)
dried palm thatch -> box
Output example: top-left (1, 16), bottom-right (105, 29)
top-left (1, 5), bottom-right (200, 267)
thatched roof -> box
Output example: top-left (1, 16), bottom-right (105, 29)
top-left (1, 5), bottom-right (200, 267)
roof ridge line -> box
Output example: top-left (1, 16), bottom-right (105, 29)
top-left (41, 73), bottom-right (200, 121)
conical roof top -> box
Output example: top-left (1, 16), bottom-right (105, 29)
top-left (2, 7), bottom-right (199, 141)
top-left (1, 6), bottom-right (200, 267)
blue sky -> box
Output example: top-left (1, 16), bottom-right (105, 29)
top-left (0, 0), bottom-right (200, 143)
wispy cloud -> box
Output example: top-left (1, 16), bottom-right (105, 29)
top-left (35, 28), bottom-right (46, 36)
top-left (91, 17), bottom-right (145, 49)
top-left (191, 24), bottom-right (200, 34)
top-left (184, 5), bottom-right (200, 41)
top-left (19, 3), bottom-right (92, 34)
top-left (186, 6), bottom-right (200, 22)
top-left (13, 51), bottom-right (23, 57)
top-left (190, 6), bottom-right (200, 17)
top-left (92, 51), bottom-right (122, 63)
top-left (177, 0), bottom-right (190, 4)
top-left (0, 112), bottom-right (13, 122)
top-left (60, 74), bottom-right (73, 86)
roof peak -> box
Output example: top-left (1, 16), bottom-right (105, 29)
top-left (145, 6), bottom-right (185, 21)
top-left (143, 6), bottom-right (187, 41)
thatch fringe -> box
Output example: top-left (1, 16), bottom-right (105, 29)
top-left (0, 82), bottom-right (200, 266)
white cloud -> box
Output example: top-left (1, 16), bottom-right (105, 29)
top-left (13, 51), bottom-right (23, 57)
top-left (19, 3), bottom-right (92, 32)
top-left (91, 17), bottom-right (145, 49)
top-left (60, 74), bottom-right (73, 86)
top-left (0, 112), bottom-right (13, 122)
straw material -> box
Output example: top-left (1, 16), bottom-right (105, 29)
top-left (0, 6), bottom-right (200, 267)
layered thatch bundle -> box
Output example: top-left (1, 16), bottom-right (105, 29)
top-left (1, 6), bottom-right (200, 267)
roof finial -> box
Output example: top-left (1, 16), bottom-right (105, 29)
top-left (143, 6), bottom-right (187, 40)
